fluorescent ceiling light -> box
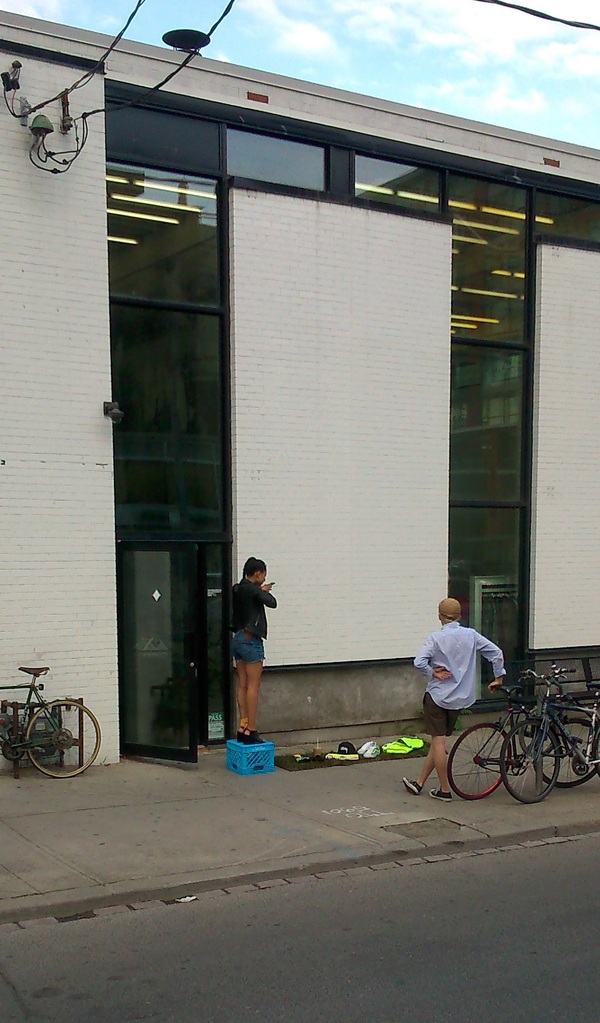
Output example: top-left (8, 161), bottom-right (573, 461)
top-left (107, 235), bottom-right (139, 245)
top-left (451, 315), bottom-right (500, 324)
top-left (452, 248), bottom-right (460, 255)
top-left (355, 182), bottom-right (394, 195)
top-left (452, 234), bottom-right (488, 245)
top-left (132, 179), bottom-right (216, 200)
top-left (449, 200), bottom-right (554, 225)
top-left (453, 218), bottom-right (519, 236)
top-left (461, 287), bottom-right (519, 300)
top-left (106, 174), bottom-right (215, 200)
top-left (491, 269), bottom-right (526, 279)
top-left (110, 193), bottom-right (200, 213)
top-left (395, 190), bottom-right (438, 203)
top-left (451, 322), bottom-right (478, 329)
top-left (107, 208), bottom-right (179, 224)
top-left (480, 206), bottom-right (525, 221)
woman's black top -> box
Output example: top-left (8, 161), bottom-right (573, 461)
top-left (231, 579), bottom-right (277, 639)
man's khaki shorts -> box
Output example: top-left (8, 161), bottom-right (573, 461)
top-left (423, 692), bottom-right (460, 738)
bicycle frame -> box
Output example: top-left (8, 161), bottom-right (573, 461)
top-left (0, 679), bottom-right (58, 754)
top-left (547, 699), bottom-right (600, 768)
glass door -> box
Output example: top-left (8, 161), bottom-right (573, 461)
top-left (118, 544), bottom-right (200, 761)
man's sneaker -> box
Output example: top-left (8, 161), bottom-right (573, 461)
top-left (429, 788), bottom-right (452, 801)
top-left (402, 778), bottom-right (422, 796)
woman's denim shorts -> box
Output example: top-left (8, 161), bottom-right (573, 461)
top-left (232, 630), bottom-right (265, 664)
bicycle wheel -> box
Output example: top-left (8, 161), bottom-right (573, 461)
top-left (500, 718), bottom-right (561, 804)
top-left (591, 724), bottom-right (600, 780)
top-left (555, 714), bottom-right (597, 788)
top-left (447, 723), bottom-right (505, 799)
top-left (26, 700), bottom-right (101, 778)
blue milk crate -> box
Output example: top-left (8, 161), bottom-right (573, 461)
top-left (226, 739), bottom-right (275, 776)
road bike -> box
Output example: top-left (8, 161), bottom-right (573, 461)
top-left (447, 676), bottom-right (593, 800)
top-left (499, 666), bottom-right (600, 803)
top-left (447, 685), bottom-right (534, 799)
top-left (0, 666), bottom-right (102, 778)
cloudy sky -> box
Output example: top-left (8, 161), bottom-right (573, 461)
top-left (4, 0), bottom-right (600, 147)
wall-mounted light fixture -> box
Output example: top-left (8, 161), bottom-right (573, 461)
top-left (29, 113), bottom-right (54, 138)
top-left (103, 401), bottom-right (124, 424)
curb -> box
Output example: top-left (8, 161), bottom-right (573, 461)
top-left (1, 819), bottom-right (599, 926)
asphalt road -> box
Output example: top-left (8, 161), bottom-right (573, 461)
top-left (1, 836), bottom-right (598, 1023)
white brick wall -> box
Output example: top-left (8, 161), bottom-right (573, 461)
top-left (230, 190), bottom-right (451, 665)
top-left (530, 243), bottom-right (600, 649)
top-left (0, 52), bottom-right (119, 764)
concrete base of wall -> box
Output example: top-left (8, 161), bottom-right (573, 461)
top-left (258, 660), bottom-right (426, 745)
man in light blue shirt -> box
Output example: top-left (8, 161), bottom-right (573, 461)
top-left (403, 597), bottom-right (505, 801)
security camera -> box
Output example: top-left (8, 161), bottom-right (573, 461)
top-left (103, 401), bottom-right (125, 424)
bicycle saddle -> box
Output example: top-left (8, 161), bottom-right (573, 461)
top-left (18, 666), bottom-right (50, 676)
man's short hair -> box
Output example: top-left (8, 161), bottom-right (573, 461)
top-left (438, 597), bottom-right (461, 621)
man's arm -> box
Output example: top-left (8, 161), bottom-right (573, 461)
top-left (414, 636), bottom-right (435, 681)
top-left (474, 632), bottom-right (506, 688)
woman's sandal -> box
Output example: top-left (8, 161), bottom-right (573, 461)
top-left (241, 729), bottom-right (265, 745)
top-left (236, 720), bottom-right (250, 742)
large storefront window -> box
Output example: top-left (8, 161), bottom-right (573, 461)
top-left (449, 175), bottom-right (527, 344)
top-left (107, 167), bottom-right (219, 305)
top-left (111, 306), bottom-right (223, 533)
top-left (451, 346), bottom-right (523, 502)
top-left (449, 508), bottom-right (520, 694)
top-left (355, 156), bottom-right (440, 213)
top-left (448, 175), bottom-right (527, 683)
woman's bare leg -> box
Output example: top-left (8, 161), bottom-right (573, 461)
top-left (236, 661), bottom-right (249, 731)
top-left (245, 660), bottom-right (264, 731)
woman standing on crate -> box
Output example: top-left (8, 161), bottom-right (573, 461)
top-left (231, 557), bottom-right (277, 745)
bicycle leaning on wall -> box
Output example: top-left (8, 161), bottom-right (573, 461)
top-left (0, 666), bottom-right (102, 778)
top-left (499, 666), bottom-right (600, 804)
top-left (447, 684), bottom-right (535, 800)
top-left (447, 669), bottom-right (595, 800)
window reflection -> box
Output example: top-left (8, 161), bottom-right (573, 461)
top-left (111, 307), bottom-right (223, 532)
top-left (449, 508), bottom-right (520, 693)
top-left (227, 130), bottom-right (325, 190)
top-left (451, 347), bottom-right (523, 502)
top-left (107, 165), bottom-right (219, 305)
top-left (449, 176), bottom-right (526, 344)
top-left (535, 192), bottom-right (600, 244)
top-left (355, 156), bottom-right (440, 213)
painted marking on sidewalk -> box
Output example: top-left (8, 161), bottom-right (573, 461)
top-left (322, 805), bottom-right (394, 819)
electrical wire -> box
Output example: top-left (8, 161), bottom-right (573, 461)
top-left (11, 0), bottom-right (240, 173)
top-left (471, 0), bottom-right (600, 32)
top-left (207, 0), bottom-right (238, 39)
top-left (26, 0), bottom-right (148, 115)
top-left (82, 49), bottom-right (197, 119)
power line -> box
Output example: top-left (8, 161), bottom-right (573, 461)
top-left (16, 0), bottom-right (240, 174)
top-left (471, 0), bottom-right (600, 33)
top-left (27, 0), bottom-right (149, 115)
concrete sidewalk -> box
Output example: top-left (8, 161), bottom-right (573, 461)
top-left (1, 746), bottom-right (599, 923)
